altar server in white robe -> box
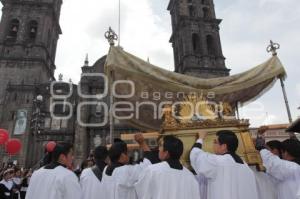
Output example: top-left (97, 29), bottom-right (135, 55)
top-left (259, 138), bottom-right (300, 199)
top-left (266, 140), bottom-right (283, 158)
top-left (252, 167), bottom-right (278, 199)
top-left (252, 140), bottom-right (283, 199)
top-left (26, 142), bottom-right (81, 199)
top-left (190, 130), bottom-right (259, 199)
top-left (195, 174), bottom-right (208, 199)
top-left (135, 135), bottom-right (200, 199)
top-left (80, 146), bottom-right (108, 199)
top-left (101, 133), bottom-right (155, 199)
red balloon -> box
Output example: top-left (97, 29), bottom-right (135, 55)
top-left (0, 129), bottom-right (9, 145)
top-left (46, 141), bottom-right (56, 153)
top-left (5, 139), bottom-right (22, 155)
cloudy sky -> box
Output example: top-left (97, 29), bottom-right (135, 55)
top-left (1, 0), bottom-right (300, 127)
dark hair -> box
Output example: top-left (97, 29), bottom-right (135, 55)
top-left (52, 142), bottom-right (73, 162)
top-left (163, 135), bottom-right (183, 160)
top-left (114, 138), bottom-right (124, 143)
top-left (266, 140), bottom-right (282, 152)
top-left (14, 167), bottom-right (20, 172)
top-left (281, 139), bottom-right (300, 162)
top-left (81, 160), bottom-right (89, 170)
top-left (216, 130), bottom-right (239, 153)
top-left (94, 146), bottom-right (108, 161)
top-left (109, 142), bottom-right (127, 163)
top-left (40, 152), bottom-right (52, 167)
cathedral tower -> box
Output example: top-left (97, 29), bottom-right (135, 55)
top-left (0, 0), bottom-right (62, 104)
top-left (0, 0), bottom-right (63, 166)
top-left (168, 0), bottom-right (230, 78)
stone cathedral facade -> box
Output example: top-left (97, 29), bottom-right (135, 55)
top-left (0, 0), bottom-right (230, 167)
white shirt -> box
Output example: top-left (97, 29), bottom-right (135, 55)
top-left (260, 149), bottom-right (300, 199)
top-left (190, 139), bottom-right (259, 199)
top-left (13, 177), bottom-right (22, 185)
top-left (0, 179), bottom-right (13, 190)
top-left (0, 179), bottom-right (13, 197)
top-left (25, 166), bottom-right (81, 199)
top-left (80, 168), bottom-right (103, 199)
top-left (101, 159), bottom-right (151, 199)
top-left (135, 161), bottom-right (200, 199)
top-left (251, 166), bottom-right (278, 199)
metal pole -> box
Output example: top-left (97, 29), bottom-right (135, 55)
top-left (118, 0), bottom-right (121, 46)
top-left (266, 41), bottom-right (294, 137)
top-left (280, 77), bottom-right (292, 123)
top-left (280, 78), bottom-right (296, 138)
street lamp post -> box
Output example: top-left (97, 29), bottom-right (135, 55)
top-left (31, 95), bottom-right (44, 135)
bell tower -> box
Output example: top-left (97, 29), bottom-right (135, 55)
top-left (168, 0), bottom-right (230, 78)
top-left (0, 0), bottom-right (63, 104)
top-left (0, 0), bottom-right (63, 166)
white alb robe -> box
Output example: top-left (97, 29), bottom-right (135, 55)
top-left (80, 168), bottom-right (103, 199)
top-left (25, 166), bottom-right (81, 199)
top-left (260, 149), bottom-right (300, 199)
top-left (190, 139), bottom-right (259, 199)
top-left (135, 161), bottom-right (200, 199)
top-left (195, 174), bottom-right (208, 199)
top-left (251, 166), bottom-right (278, 199)
top-left (297, 187), bottom-right (300, 199)
top-left (100, 159), bottom-right (151, 199)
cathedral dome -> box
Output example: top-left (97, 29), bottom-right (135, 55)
top-left (92, 55), bottom-right (107, 73)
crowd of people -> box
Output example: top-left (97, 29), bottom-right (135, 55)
top-left (0, 164), bottom-right (32, 199)
top-left (0, 131), bottom-right (300, 199)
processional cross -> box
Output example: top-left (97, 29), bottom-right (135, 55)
top-left (266, 40), bottom-right (294, 138)
top-left (104, 27), bottom-right (119, 144)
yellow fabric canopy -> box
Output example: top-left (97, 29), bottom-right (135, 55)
top-left (104, 46), bottom-right (286, 130)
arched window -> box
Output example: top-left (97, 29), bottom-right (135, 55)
top-left (192, 33), bottom-right (201, 53)
top-left (203, 7), bottom-right (210, 19)
top-left (29, 20), bottom-right (38, 40)
top-left (14, 93), bottom-right (18, 101)
top-left (7, 19), bottom-right (19, 41)
top-left (189, 5), bottom-right (195, 17)
top-left (206, 35), bottom-right (216, 56)
top-left (11, 111), bottom-right (15, 121)
top-left (202, 0), bottom-right (209, 5)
